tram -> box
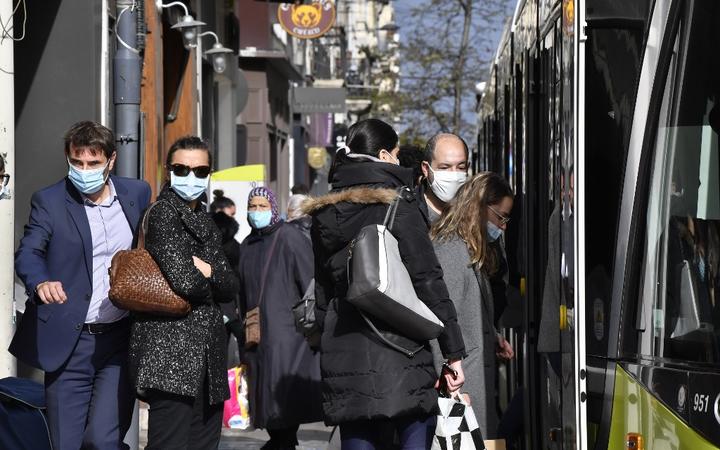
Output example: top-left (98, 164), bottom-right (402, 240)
top-left (477, 0), bottom-right (720, 448)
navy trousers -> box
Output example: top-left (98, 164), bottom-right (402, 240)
top-left (44, 321), bottom-right (133, 450)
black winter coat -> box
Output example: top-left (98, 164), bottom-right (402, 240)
top-left (237, 221), bottom-right (323, 428)
top-left (128, 187), bottom-right (240, 404)
top-left (303, 162), bottom-right (466, 425)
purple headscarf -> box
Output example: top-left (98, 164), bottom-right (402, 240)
top-left (248, 186), bottom-right (281, 226)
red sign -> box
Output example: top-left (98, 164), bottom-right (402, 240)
top-left (278, 1), bottom-right (336, 39)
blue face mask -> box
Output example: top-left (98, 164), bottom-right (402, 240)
top-left (487, 221), bottom-right (503, 242)
top-left (68, 160), bottom-right (109, 195)
top-left (170, 172), bottom-right (209, 202)
top-left (248, 210), bottom-right (273, 229)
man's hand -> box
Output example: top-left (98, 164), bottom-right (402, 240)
top-left (192, 256), bottom-right (212, 278)
top-left (496, 335), bottom-right (515, 361)
top-left (36, 281), bottom-right (67, 304)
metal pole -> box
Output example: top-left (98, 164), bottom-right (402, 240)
top-left (114, 3), bottom-right (142, 447)
top-left (114, 0), bottom-right (142, 178)
top-left (0, 0), bottom-right (16, 379)
top-left (288, 82), bottom-right (295, 191)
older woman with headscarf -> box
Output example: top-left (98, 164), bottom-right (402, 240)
top-left (237, 187), bottom-right (322, 449)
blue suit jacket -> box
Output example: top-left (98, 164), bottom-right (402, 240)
top-left (10, 176), bottom-right (152, 372)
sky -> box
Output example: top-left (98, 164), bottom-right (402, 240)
top-left (391, 0), bottom-right (516, 138)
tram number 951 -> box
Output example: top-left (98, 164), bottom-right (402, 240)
top-left (693, 394), bottom-right (711, 413)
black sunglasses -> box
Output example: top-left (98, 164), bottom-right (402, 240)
top-left (168, 164), bottom-right (211, 179)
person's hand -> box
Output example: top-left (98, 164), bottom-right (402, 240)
top-left (440, 359), bottom-right (465, 393)
top-left (193, 256), bottom-right (212, 278)
top-left (36, 281), bottom-right (67, 304)
top-left (496, 335), bottom-right (515, 361)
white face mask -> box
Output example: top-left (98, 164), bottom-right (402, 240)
top-left (428, 166), bottom-right (467, 203)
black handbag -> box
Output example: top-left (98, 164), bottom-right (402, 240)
top-left (292, 279), bottom-right (321, 347)
top-left (346, 187), bottom-right (445, 356)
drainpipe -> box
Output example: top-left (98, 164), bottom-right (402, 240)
top-left (114, 3), bottom-right (142, 447)
top-left (114, 0), bottom-right (142, 178)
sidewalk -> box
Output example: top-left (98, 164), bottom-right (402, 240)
top-left (218, 423), bottom-right (340, 450)
top-left (139, 401), bottom-right (339, 450)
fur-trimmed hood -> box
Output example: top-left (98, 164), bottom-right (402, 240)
top-left (301, 187), bottom-right (397, 215)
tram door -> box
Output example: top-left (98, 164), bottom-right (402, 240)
top-left (534, 18), bottom-right (566, 450)
top-left (534, 10), bottom-right (583, 449)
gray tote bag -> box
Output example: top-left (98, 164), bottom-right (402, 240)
top-left (346, 188), bottom-right (444, 355)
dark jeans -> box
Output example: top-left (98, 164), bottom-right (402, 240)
top-left (340, 415), bottom-right (436, 450)
top-left (145, 388), bottom-right (223, 450)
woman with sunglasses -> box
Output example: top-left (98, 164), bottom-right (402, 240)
top-left (128, 136), bottom-right (239, 450)
top-left (430, 171), bottom-right (514, 440)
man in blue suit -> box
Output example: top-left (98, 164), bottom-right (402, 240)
top-left (11, 121), bottom-right (152, 449)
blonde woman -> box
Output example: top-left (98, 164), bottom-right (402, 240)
top-left (431, 171), bottom-right (514, 439)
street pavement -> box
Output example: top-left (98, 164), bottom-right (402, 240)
top-left (140, 422), bottom-right (340, 449)
top-left (218, 423), bottom-right (340, 450)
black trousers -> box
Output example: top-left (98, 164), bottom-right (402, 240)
top-left (145, 388), bottom-right (223, 450)
top-left (264, 426), bottom-right (299, 449)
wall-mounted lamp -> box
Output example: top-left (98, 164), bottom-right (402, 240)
top-left (199, 31), bottom-right (234, 74)
top-left (156, 1), bottom-right (205, 50)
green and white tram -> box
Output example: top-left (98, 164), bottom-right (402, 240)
top-left (477, 0), bottom-right (720, 448)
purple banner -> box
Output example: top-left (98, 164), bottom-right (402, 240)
top-left (309, 113), bottom-right (333, 147)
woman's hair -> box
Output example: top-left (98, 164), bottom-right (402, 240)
top-left (397, 144), bottom-right (423, 185)
top-left (329, 118), bottom-right (398, 179)
top-left (431, 172), bottom-right (513, 273)
top-left (166, 136), bottom-right (213, 168)
top-left (210, 189), bottom-right (235, 212)
top-left (287, 194), bottom-right (308, 221)
top-left (0, 153), bottom-right (5, 173)
top-left (211, 211), bottom-right (239, 244)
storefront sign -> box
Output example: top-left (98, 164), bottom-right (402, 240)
top-left (278, 1), bottom-right (335, 39)
top-left (293, 87), bottom-right (346, 114)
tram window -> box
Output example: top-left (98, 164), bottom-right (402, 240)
top-left (584, 24), bottom-right (646, 356)
top-left (639, 1), bottom-right (720, 366)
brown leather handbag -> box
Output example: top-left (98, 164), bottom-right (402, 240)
top-left (244, 228), bottom-right (282, 349)
top-left (109, 201), bottom-right (191, 317)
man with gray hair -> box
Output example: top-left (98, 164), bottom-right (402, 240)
top-left (417, 133), bottom-right (469, 226)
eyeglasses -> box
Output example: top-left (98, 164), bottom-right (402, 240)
top-left (1, 174), bottom-right (9, 186)
top-left (168, 164), bottom-right (211, 179)
top-left (488, 205), bottom-right (510, 226)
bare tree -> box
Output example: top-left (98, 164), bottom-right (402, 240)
top-left (395, 0), bottom-right (513, 143)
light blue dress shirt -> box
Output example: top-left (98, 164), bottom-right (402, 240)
top-left (82, 180), bottom-right (133, 324)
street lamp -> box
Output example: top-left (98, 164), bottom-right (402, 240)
top-left (156, 1), bottom-right (205, 50)
top-left (199, 31), bottom-right (234, 74)
top-left (377, 22), bottom-right (400, 33)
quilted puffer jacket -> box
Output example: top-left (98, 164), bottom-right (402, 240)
top-left (302, 161), bottom-right (465, 425)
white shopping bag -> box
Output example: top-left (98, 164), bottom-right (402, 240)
top-left (431, 392), bottom-right (486, 450)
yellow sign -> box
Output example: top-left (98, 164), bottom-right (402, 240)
top-left (563, 0), bottom-right (574, 35)
top-left (278, 1), bottom-right (336, 39)
top-left (307, 147), bottom-right (327, 170)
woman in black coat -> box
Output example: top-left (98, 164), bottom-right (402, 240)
top-left (128, 136), bottom-right (239, 450)
top-left (237, 186), bottom-right (322, 450)
top-left (302, 119), bottom-right (467, 449)
top-left (211, 210), bottom-right (245, 352)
